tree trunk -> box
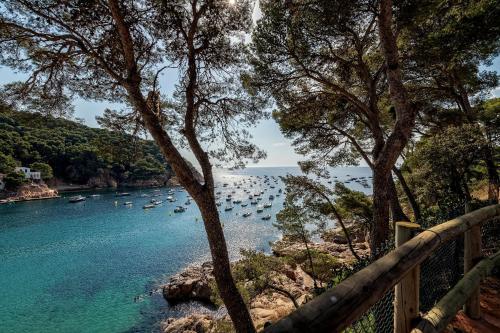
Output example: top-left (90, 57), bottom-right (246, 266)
top-left (388, 176), bottom-right (410, 223)
top-left (124, 87), bottom-right (256, 333)
top-left (484, 148), bottom-right (499, 203)
top-left (330, 207), bottom-right (362, 261)
top-left (196, 192), bottom-right (256, 333)
top-left (371, 0), bottom-right (417, 256)
top-left (302, 232), bottom-right (319, 289)
top-left (371, 166), bottom-right (391, 256)
top-left (392, 167), bottom-right (422, 222)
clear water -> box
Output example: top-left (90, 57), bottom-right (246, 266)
top-left (0, 167), bottom-right (371, 333)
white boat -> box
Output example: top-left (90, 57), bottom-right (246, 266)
top-left (262, 215), bottom-right (271, 220)
top-left (143, 204), bottom-right (155, 209)
top-left (264, 202), bottom-right (272, 208)
top-left (174, 206), bottom-right (186, 213)
top-left (242, 211), bottom-right (252, 217)
top-left (69, 195), bottom-right (86, 203)
top-left (224, 206), bottom-right (233, 211)
top-left (256, 206), bottom-right (264, 213)
top-left (123, 201), bottom-right (133, 206)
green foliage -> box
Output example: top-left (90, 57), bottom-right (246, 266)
top-left (0, 151), bottom-right (18, 174)
top-left (250, 0), bottom-right (384, 171)
top-left (332, 183), bottom-right (373, 228)
top-left (131, 156), bottom-right (166, 180)
top-left (0, 109), bottom-right (169, 185)
top-left (29, 162), bottom-right (53, 180)
top-left (233, 249), bottom-right (291, 299)
top-left (283, 249), bottom-right (340, 283)
top-left (406, 124), bottom-right (488, 213)
top-left (4, 171), bottom-right (27, 190)
top-left (275, 202), bottom-right (316, 242)
top-left (479, 97), bottom-right (500, 145)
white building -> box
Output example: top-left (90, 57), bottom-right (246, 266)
top-left (15, 167), bottom-right (41, 180)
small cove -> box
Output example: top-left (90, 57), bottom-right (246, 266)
top-left (0, 166), bottom-right (371, 333)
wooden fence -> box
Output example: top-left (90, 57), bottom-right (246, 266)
top-left (262, 204), bottom-right (500, 333)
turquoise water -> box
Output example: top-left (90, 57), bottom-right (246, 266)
top-left (0, 167), bottom-right (371, 333)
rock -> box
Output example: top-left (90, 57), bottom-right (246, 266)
top-left (162, 262), bottom-right (214, 303)
top-left (247, 265), bottom-right (315, 330)
top-left (121, 176), bottom-right (169, 188)
top-left (87, 173), bottom-right (118, 188)
top-left (2, 183), bottom-right (59, 202)
top-left (162, 314), bottom-right (216, 333)
top-left (272, 234), bottom-right (370, 267)
top-left (166, 176), bottom-right (182, 187)
top-left (250, 294), bottom-right (295, 331)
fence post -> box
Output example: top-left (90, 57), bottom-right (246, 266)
top-left (394, 221), bottom-right (421, 333)
top-left (464, 223), bottom-right (482, 319)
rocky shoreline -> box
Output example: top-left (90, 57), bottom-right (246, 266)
top-left (0, 183), bottom-right (59, 204)
top-left (160, 225), bottom-right (370, 332)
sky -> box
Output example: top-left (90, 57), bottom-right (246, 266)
top-left (1, 1), bottom-right (499, 168)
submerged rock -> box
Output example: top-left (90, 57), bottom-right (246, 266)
top-left (162, 262), bottom-right (214, 303)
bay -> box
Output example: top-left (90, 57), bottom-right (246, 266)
top-left (0, 166), bottom-right (371, 333)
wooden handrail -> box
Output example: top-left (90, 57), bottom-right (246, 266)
top-left (411, 249), bottom-right (500, 333)
top-left (263, 204), bottom-right (500, 333)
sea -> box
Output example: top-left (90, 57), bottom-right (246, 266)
top-left (0, 166), bottom-right (371, 333)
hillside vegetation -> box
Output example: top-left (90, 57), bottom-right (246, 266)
top-left (0, 107), bottom-right (171, 189)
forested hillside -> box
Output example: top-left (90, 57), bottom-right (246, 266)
top-left (0, 107), bottom-right (171, 189)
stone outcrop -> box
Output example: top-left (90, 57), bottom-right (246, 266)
top-left (160, 227), bottom-right (370, 332)
top-left (121, 176), bottom-right (169, 188)
top-left (162, 314), bottom-right (217, 333)
top-left (272, 227), bottom-right (370, 265)
top-left (162, 262), bottom-right (214, 303)
top-left (249, 265), bottom-right (314, 330)
top-left (160, 262), bottom-right (316, 332)
top-left (87, 171), bottom-right (118, 188)
top-left (1, 183), bottom-right (59, 202)
top-left (321, 225), bottom-right (368, 244)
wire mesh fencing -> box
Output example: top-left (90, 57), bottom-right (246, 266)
top-left (419, 236), bottom-right (464, 312)
top-left (338, 206), bottom-right (500, 333)
top-left (345, 289), bottom-right (394, 333)
top-left (481, 216), bottom-right (500, 257)
top-left (339, 241), bottom-right (395, 333)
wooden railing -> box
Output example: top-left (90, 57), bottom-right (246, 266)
top-left (262, 204), bottom-right (500, 333)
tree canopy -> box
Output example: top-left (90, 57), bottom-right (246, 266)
top-left (0, 108), bottom-right (169, 185)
